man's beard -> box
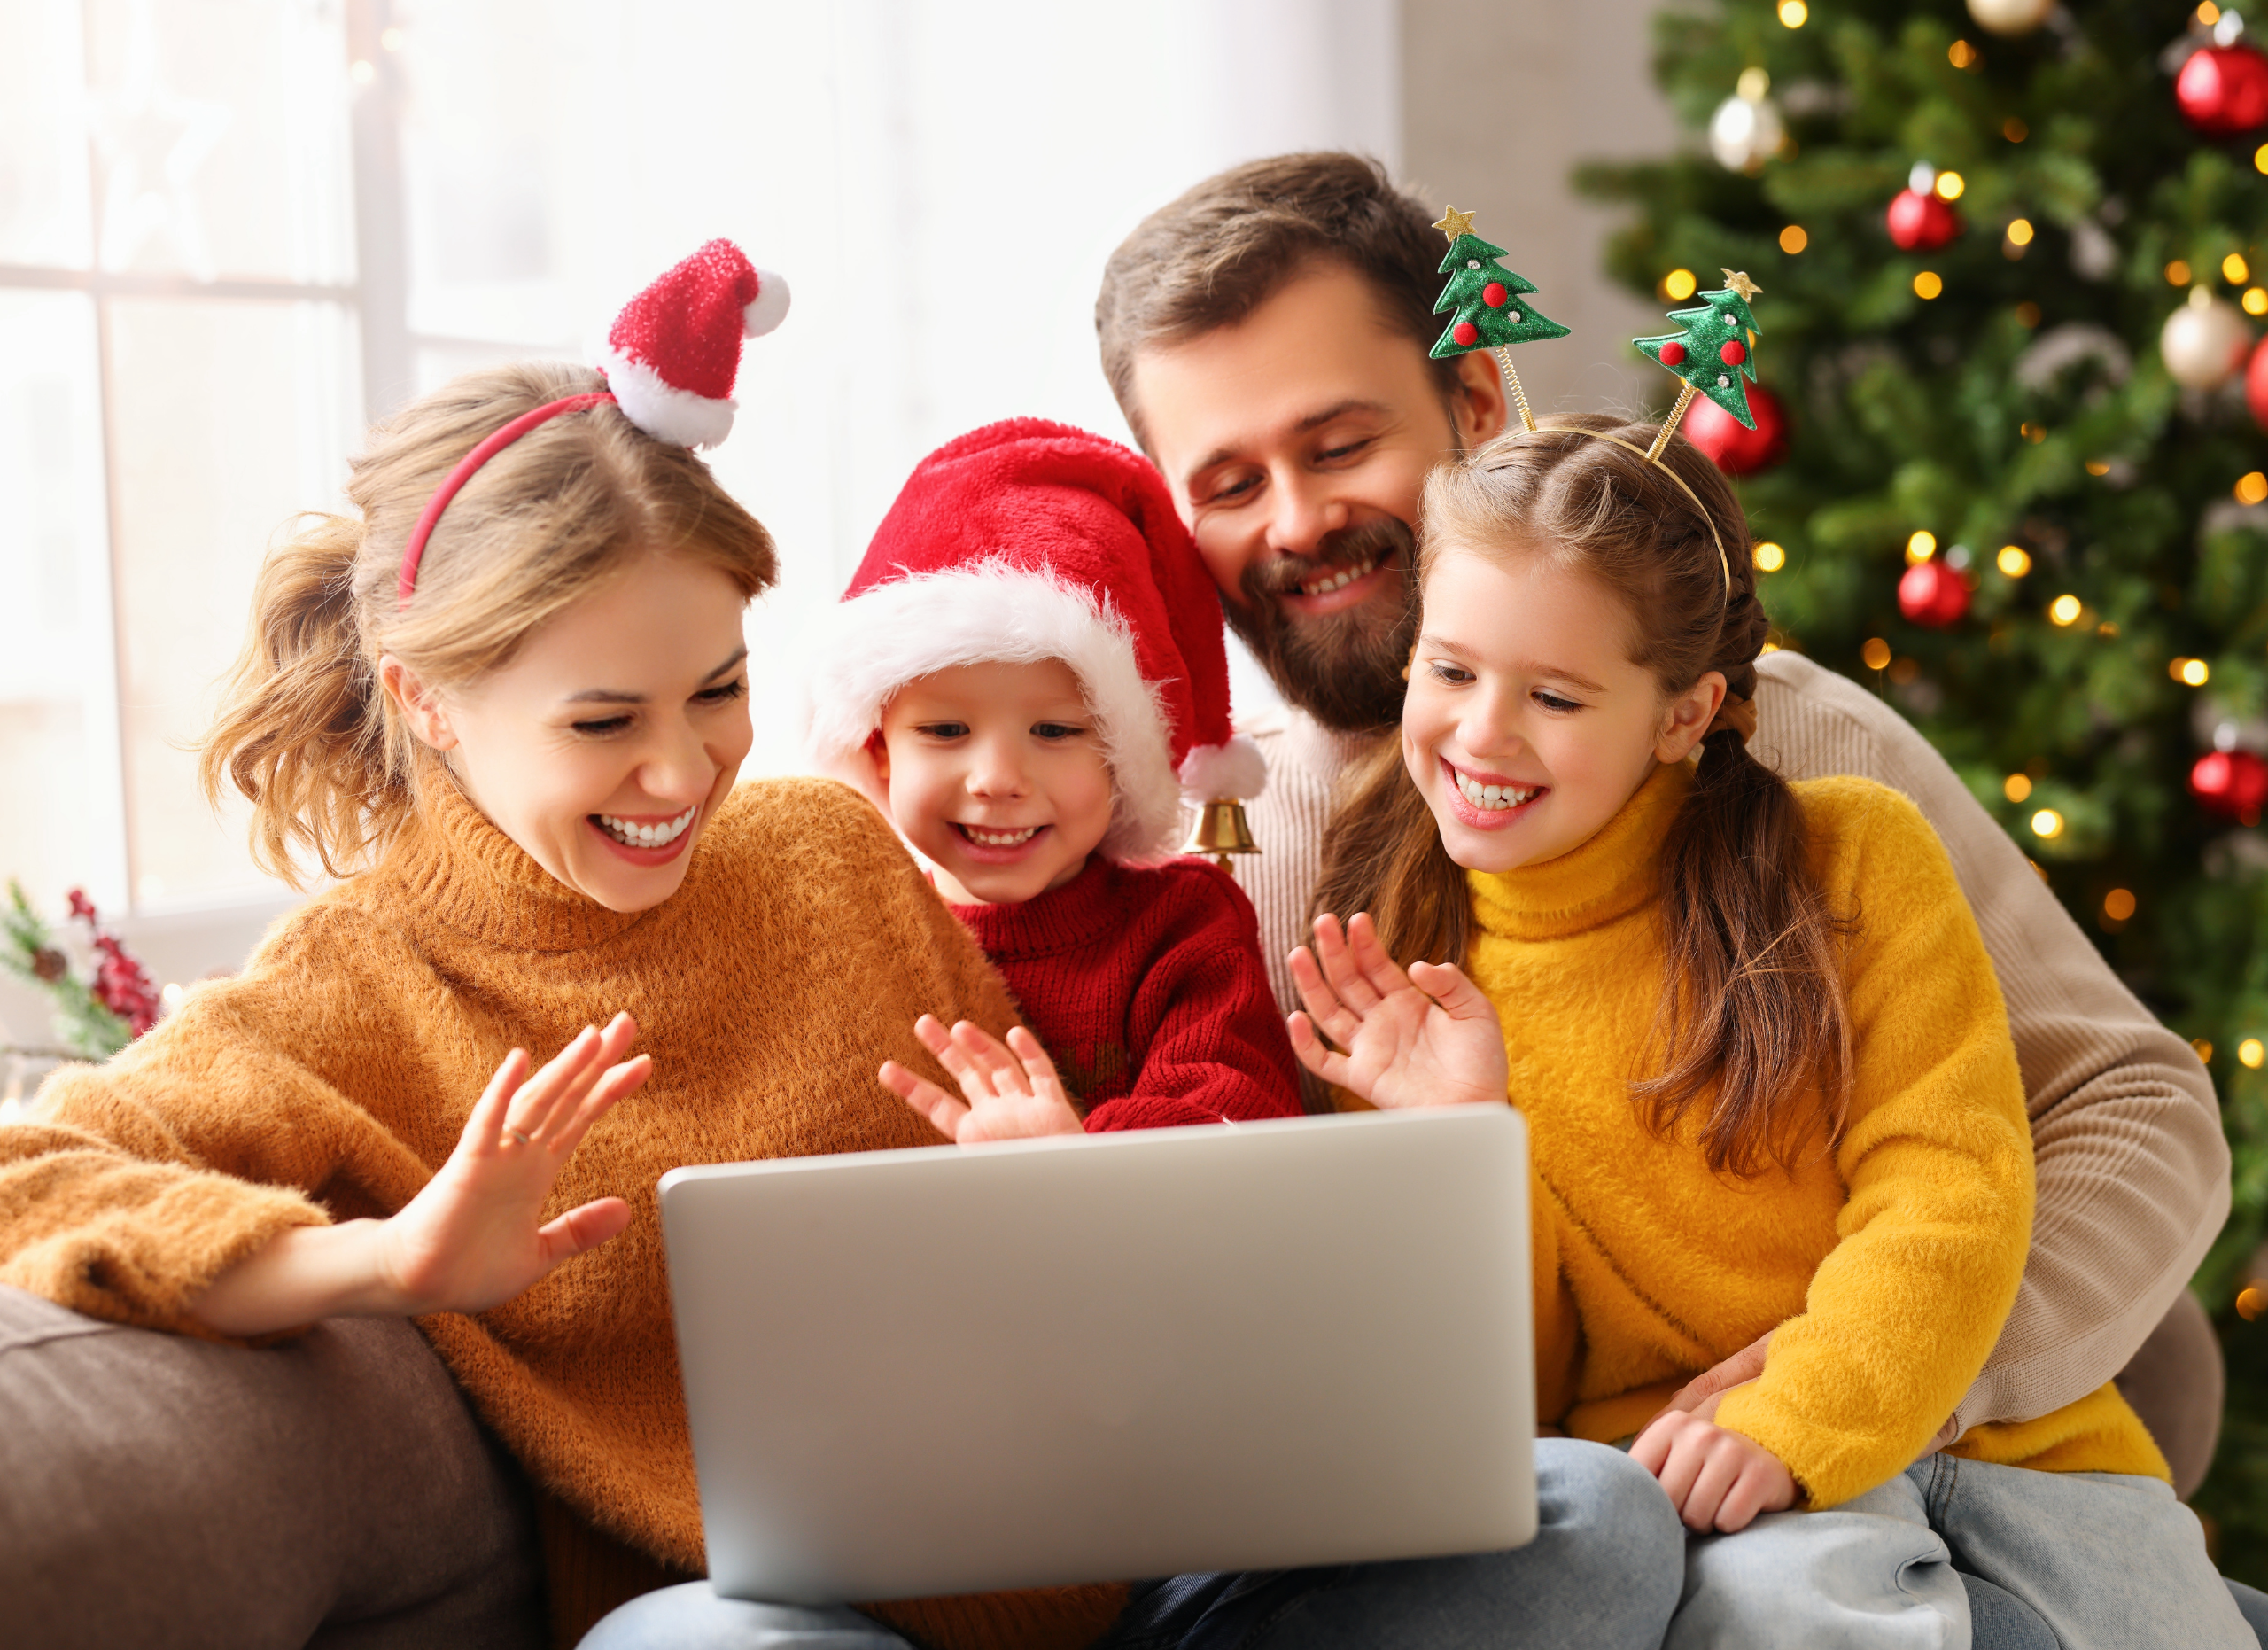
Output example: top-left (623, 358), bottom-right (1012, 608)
top-left (1222, 517), bottom-right (1419, 734)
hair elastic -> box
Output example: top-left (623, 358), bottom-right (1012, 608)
top-left (396, 391), bottom-right (616, 608)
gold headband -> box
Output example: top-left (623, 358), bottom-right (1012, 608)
top-left (1487, 423), bottom-right (1734, 599)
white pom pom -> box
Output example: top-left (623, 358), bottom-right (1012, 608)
top-left (1177, 735), bottom-right (1268, 803)
top-left (743, 269), bottom-right (791, 338)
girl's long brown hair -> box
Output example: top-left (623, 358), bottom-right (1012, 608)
top-left (1312, 415), bottom-right (1852, 1175)
top-left (198, 361), bottom-right (778, 886)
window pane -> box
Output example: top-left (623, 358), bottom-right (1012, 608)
top-left (84, 0), bottom-right (354, 284)
top-left (0, 0), bottom-right (96, 268)
top-left (0, 291), bottom-right (126, 910)
top-left (106, 295), bottom-right (359, 906)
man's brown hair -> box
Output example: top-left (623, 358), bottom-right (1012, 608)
top-left (1096, 152), bottom-right (1459, 445)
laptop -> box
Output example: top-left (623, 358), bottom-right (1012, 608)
top-left (658, 1103), bottom-right (1534, 1605)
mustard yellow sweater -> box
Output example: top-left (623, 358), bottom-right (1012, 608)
top-left (1463, 761), bottom-right (2166, 1510)
top-left (0, 780), bottom-right (1126, 1650)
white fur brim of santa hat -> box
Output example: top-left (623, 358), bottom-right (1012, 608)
top-left (801, 559), bottom-right (1265, 865)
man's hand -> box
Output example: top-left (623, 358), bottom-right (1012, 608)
top-left (1629, 1405), bottom-right (1798, 1533)
top-left (1285, 913), bottom-right (1508, 1109)
top-left (882, 1016), bottom-right (1085, 1144)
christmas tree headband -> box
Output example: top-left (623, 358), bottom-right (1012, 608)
top-left (397, 239), bottom-right (788, 608)
top-left (1430, 206), bottom-right (1760, 599)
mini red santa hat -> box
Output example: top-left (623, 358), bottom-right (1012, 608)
top-left (802, 418), bottom-right (1267, 864)
top-left (591, 238), bottom-right (790, 449)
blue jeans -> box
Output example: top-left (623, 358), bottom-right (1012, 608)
top-left (1669, 1452), bottom-right (2251, 1650)
top-left (579, 1438), bottom-right (1682, 1649)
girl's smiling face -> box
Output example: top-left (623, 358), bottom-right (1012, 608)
top-left (1403, 544), bottom-right (1725, 873)
top-left (381, 551), bottom-right (755, 912)
top-left (876, 658), bottom-right (1116, 906)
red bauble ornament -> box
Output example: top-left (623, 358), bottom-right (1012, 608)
top-left (1659, 339), bottom-right (1688, 366)
top-left (1886, 187), bottom-right (1962, 253)
top-left (1898, 560), bottom-right (1971, 628)
top-left (1681, 381), bottom-right (1790, 475)
top-left (1482, 282), bottom-right (1508, 307)
top-left (2192, 749), bottom-right (2268, 824)
top-left (2178, 43), bottom-right (2268, 136)
top-left (2246, 336), bottom-right (2268, 433)
top-left (1452, 321), bottom-right (1479, 346)
top-left (1720, 339), bottom-right (1747, 366)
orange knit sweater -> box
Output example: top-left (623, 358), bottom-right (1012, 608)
top-left (0, 779), bottom-right (1128, 1650)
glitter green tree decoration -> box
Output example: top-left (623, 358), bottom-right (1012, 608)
top-left (1635, 269), bottom-right (1763, 432)
top-left (1429, 205), bottom-right (1569, 432)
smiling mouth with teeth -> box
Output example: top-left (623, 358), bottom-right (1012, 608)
top-left (594, 804), bottom-right (698, 849)
top-left (1451, 767), bottom-right (1542, 813)
top-left (956, 823), bottom-right (1044, 847)
top-left (1298, 551), bottom-right (1383, 596)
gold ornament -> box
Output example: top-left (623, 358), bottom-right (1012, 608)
top-left (1432, 205), bottom-right (1478, 242)
top-left (1720, 269), bottom-right (1763, 302)
top-left (1180, 798), bottom-right (1259, 870)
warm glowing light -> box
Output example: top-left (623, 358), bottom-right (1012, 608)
top-left (2016, 301), bottom-right (2041, 327)
top-left (2085, 459), bottom-right (2111, 476)
top-left (2257, 143), bottom-right (2268, 175)
top-left (2031, 808), bottom-right (2064, 839)
top-left (380, 25), bottom-right (405, 50)
top-left (2173, 657), bottom-right (2211, 687)
top-left (1780, 224), bottom-right (1808, 254)
top-left (1914, 270), bottom-right (1944, 300)
top-left (2006, 218), bottom-right (2034, 247)
top-left (1777, 0), bottom-right (1807, 24)
top-left (2241, 1285), bottom-right (2266, 1322)
top-left (2167, 260), bottom-right (2193, 286)
top-left (1753, 541), bottom-right (1786, 572)
top-left (1663, 268), bottom-right (1698, 301)
top-left (2003, 116), bottom-right (2028, 143)
top-left (2247, 287), bottom-right (2268, 316)
top-left (1997, 545), bottom-right (2032, 577)
top-left (349, 58), bottom-right (375, 83)
top-left (2195, 1038), bottom-right (2217, 1063)
top-left (2239, 471), bottom-right (2268, 504)
top-left (1861, 637), bottom-right (1893, 671)
top-left (1935, 171), bottom-right (1966, 201)
top-left (2201, 2), bottom-right (2224, 24)
top-left (2004, 774), bottom-right (2033, 803)
top-left (2048, 595), bottom-right (2082, 626)
top-left (1906, 530), bottom-right (1938, 564)
top-left (2243, 1038), bottom-right (2265, 1069)
top-left (2229, 253), bottom-right (2252, 284)
top-left (2104, 888), bottom-right (2138, 922)
top-left (2020, 422), bottom-right (2046, 443)
top-left (1948, 39), bottom-right (1978, 69)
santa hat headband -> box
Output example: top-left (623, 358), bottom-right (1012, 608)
top-left (802, 418), bottom-right (1265, 865)
top-left (396, 238), bottom-right (789, 607)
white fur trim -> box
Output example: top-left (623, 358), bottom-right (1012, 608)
top-left (798, 561), bottom-right (1184, 862)
top-left (1177, 734), bottom-right (1267, 803)
top-left (591, 344), bottom-right (734, 448)
top-left (743, 269), bottom-right (791, 337)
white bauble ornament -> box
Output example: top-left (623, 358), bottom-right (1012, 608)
top-left (1709, 92), bottom-right (1784, 172)
top-left (2161, 287), bottom-right (2252, 389)
top-left (1966, 0), bottom-right (2054, 35)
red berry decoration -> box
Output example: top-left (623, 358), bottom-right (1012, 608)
top-left (1482, 282), bottom-right (1508, 307)
top-left (1452, 321), bottom-right (1480, 346)
top-left (1720, 339), bottom-right (1747, 366)
top-left (1681, 381), bottom-right (1789, 476)
top-left (2178, 43), bottom-right (2268, 136)
top-left (1898, 559), bottom-right (1971, 628)
top-left (1885, 187), bottom-right (1962, 253)
top-left (1659, 339), bottom-right (1688, 367)
top-left (2192, 749), bottom-right (2268, 824)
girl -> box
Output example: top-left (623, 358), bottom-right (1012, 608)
top-left (1292, 416), bottom-right (2246, 1650)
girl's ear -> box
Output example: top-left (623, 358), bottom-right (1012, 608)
top-left (1654, 670), bottom-right (1727, 765)
top-left (379, 655), bottom-right (458, 751)
top-left (1450, 352), bottom-right (1511, 449)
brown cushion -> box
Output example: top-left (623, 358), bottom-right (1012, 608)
top-left (0, 1287), bottom-right (541, 1649)
top-left (2114, 1288), bottom-right (2225, 1501)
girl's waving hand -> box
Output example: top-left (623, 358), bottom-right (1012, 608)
top-left (1285, 912), bottom-right (1508, 1110)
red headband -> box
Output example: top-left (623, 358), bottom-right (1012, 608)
top-left (395, 391), bottom-right (615, 608)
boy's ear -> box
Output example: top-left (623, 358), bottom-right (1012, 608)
top-left (379, 655), bottom-right (458, 751)
top-left (866, 728), bottom-right (889, 785)
top-left (1451, 352), bottom-right (1511, 450)
top-left (1653, 670), bottom-right (1727, 765)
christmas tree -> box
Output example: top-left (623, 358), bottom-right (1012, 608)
top-left (1635, 271), bottom-right (1763, 425)
top-left (1578, 0), bottom-right (2268, 1573)
top-left (1429, 206), bottom-right (1573, 358)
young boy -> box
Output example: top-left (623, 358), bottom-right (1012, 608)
top-left (802, 417), bottom-right (1301, 1140)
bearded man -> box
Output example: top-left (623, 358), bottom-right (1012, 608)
top-left (1095, 150), bottom-right (2250, 1640)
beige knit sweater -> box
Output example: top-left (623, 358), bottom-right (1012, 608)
top-left (0, 779), bottom-right (1128, 1650)
top-left (1235, 650), bottom-right (2230, 1438)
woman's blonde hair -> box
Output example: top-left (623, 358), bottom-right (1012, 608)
top-left (199, 361), bottom-right (777, 885)
top-left (1313, 416), bottom-right (1852, 1175)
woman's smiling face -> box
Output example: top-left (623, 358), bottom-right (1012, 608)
top-left (1402, 544), bottom-right (1723, 874)
top-left (382, 551), bottom-right (755, 912)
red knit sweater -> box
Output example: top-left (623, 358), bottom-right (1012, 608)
top-left (947, 856), bottom-right (1302, 1130)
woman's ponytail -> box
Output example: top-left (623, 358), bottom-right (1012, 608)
top-left (199, 513), bottom-right (399, 886)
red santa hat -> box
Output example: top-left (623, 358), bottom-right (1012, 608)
top-left (802, 418), bottom-right (1266, 864)
top-left (591, 238), bottom-right (790, 449)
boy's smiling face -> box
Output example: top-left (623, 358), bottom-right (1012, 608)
top-left (876, 658), bottom-right (1116, 906)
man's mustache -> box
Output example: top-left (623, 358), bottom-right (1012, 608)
top-left (1242, 518), bottom-right (1418, 600)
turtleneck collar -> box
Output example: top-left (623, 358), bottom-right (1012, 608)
top-left (1465, 760), bottom-right (1691, 943)
top-left (947, 853), bottom-right (1122, 962)
top-left (375, 780), bottom-right (662, 953)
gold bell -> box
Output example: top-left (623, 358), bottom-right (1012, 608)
top-left (1180, 798), bottom-right (1258, 870)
